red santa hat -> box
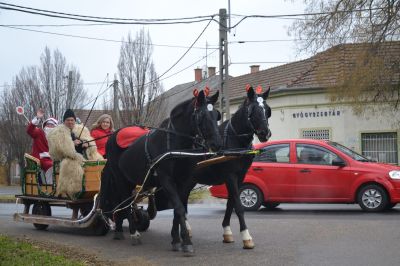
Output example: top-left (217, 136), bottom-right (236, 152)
top-left (43, 117), bottom-right (59, 128)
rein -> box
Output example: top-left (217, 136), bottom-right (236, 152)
top-left (81, 122), bottom-right (198, 145)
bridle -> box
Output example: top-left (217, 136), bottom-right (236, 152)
top-left (223, 98), bottom-right (269, 148)
top-left (246, 99), bottom-right (269, 135)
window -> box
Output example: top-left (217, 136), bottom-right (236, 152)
top-left (296, 144), bottom-right (340, 165)
top-left (361, 132), bottom-right (398, 164)
top-left (255, 144), bottom-right (290, 163)
top-left (301, 129), bottom-right (330, 140)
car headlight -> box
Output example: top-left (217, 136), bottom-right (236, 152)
top-left (389, 170), bottom-right (400, 180)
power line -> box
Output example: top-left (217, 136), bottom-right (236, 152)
top-left (229, 7), bottom-right (385, 29)
top-left (0, 2), bottom-right (216, 25)
top-left (80, 75), bottom-right (111, 109)
top-left (138, 18), bottom-right (214, 87)
top-left (81, 23), bottom-right (216, 108)
top-left (0, 25), bottom-right (219, 50)
top-left (231, 61), bottom-right (289, 64)
top-left (0, 1), bottom-right (216, 22)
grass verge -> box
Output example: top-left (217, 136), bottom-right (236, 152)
top-left (0, 235), bottom-right (84, 266)
top-left (0, 195), bottom-right (15, 203)
top-left (188, 187), bottom-right (212, 203)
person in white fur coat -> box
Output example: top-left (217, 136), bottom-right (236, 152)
top-left (47, 109), bottom-right (103, 198)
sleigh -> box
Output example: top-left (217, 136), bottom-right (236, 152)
top-left (13, 154), bottom-right (112, 235)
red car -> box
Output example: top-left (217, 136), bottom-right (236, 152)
top-left (210, 139), bottom-right (400, 212)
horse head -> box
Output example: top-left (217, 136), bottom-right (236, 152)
top-left (170, 89), bottom-right (222, 152)
top-left (244, 85), bottom-right (272, 142)
top-left (192, 89), bottom-right (222, 152)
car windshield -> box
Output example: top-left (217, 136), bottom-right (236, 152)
top-left (328, 142), bottom-right (370, 162)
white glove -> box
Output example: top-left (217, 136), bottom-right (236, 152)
top-left (31, 117), bottom-right (40, 125)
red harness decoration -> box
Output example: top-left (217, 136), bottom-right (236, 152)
top-left (116, 126), bottom-right (150, 148)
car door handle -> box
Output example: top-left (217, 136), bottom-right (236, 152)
top-left (253, 167), bottom-right (263, 172)
top-left (300, 169), bottom-right (311, 173)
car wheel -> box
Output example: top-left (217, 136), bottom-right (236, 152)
top-left (32, 202), bottom-right (51, 230)
top-left (262, 202), bottom-right (280, 210)
top-left (239, 184), bottom-right (263, 211)
top-left (357, 184), bottom-right (388, 212)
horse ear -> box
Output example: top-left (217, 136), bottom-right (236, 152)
top-left (247, 85), bottom-right (255, 100)
top-left (216, 109), bottom-right (222, 121)
top-left (209, 91), bottom-right (219, 105)
top-left (263, 86), bottom-right (271, 100)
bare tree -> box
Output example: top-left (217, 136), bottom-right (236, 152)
top-left (117, 29), bottom-right (164, 127)
top-left (289, 0), bottom-right (400, 114)
top-left (0, 87), bottom-right (31, 184)
top-left (0, 47), bottom-right (87, 184)
top-left (40, 47), bottom-right (87, 118)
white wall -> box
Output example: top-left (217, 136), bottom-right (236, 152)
top-left (229, 90), bottom-right (400, 164)
top-left (268, 91), bottom-right (399, 155)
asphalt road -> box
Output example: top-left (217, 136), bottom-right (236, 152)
top-left (1, 201), bottom-right (400, 266)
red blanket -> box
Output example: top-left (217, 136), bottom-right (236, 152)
top-left (116, 126), bottom-right (149, 148)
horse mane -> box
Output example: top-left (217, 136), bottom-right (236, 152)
top-left (170, 97), bottom-right (195, 121)
top-left (231, 98), bottom-right (249, 123)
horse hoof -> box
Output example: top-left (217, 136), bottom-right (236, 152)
top-left (113, 231), bottom-right (125, 240)
top-left (223, 234), bottom-right (234, 243)
top-left (243, 239), bottom-right (255, 249)
top-left (171, 243), bottom-right (182, 252)
top-left (182, 244), bottom-right (195, 256)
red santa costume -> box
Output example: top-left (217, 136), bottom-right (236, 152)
top-left (26, 117), bottom-right (58, 184)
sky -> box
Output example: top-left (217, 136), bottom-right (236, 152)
top-left (0, 0), bottom-right (307, 106)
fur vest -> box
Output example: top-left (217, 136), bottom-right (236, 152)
top-left (47, 124), bottom-right (103, 198)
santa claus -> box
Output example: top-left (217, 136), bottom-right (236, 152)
top-left (26, 109), bottom-right (58, 184)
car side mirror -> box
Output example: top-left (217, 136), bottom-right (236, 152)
top-left (332, 158), bottom-right (346, 167)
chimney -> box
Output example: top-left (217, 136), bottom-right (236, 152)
top-left (250, 65), bottom-right (260, 74)
top-left (208, 66), bottom-right (216, 77)
top-left (194, 68), bottom-right (202, 82)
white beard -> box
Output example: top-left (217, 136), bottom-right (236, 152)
top-left (44, 127), bottom-right (54, 137)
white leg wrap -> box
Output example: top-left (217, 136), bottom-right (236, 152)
top-left (130, 231), bottom-right (141, 239)
top-left (240, 229), bottom-right (252, 241)
top-left (223, 226), bottom-right (233, 235)
top-left (109, 219), bottom-right (116, 231)
top-left (185, 220), bottom-right (192, 231)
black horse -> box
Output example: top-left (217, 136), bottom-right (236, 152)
top-left (175, 85), bottom-right (271, 249)
top-left (99, 89), bottom-right (222, 255)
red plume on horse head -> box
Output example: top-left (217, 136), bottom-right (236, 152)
top-left (204, 86), bottom-right (210, 96)
top-left (245, 84), bottom-right (251, 92)
top-left (193, 88), bottom-right (199, 97)
top-left (256, 85), bottom-right (263, 94)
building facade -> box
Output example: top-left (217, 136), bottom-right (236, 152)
top-left (159, 42), bottom-right (400, 164)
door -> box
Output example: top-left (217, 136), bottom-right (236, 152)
top-left (294, 144), bottom-right (352, 201)
top-left (250, 143), bottom-right (297, 200)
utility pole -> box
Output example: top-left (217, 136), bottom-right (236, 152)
top-left (66, 71), bottom-right (73, 109)
top-left (219, 8), bottom-right (230, 121)
top-left (113, 74), bottom-right (120, 129)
